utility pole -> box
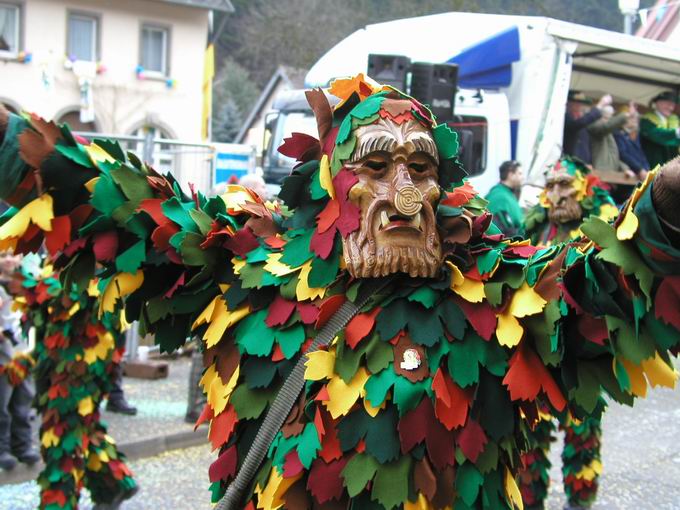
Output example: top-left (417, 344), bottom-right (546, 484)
top-left (619, 0), bottom-right (641, 34)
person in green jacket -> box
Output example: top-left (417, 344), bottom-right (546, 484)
top-left (640, 91), bottom-right (680, 169)
top-left (485, 160), bottom-right (525, 237)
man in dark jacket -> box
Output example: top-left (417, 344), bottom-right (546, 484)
top-left (615, 112), bottom-right (650, 180)
top-left (563, 91), bottom-right (611, 164)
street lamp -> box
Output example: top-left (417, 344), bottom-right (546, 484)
top-left (619, 0), bottom-right (641, 34)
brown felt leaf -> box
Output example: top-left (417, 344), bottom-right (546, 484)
top-left (306, 89), bottom-right (333, 144)
top-left (534, 248), bottom-right (566, 302)
top-left (414, 456), bottom-right (437, 501)
top-left (393, 334), bottom-right (429, 382)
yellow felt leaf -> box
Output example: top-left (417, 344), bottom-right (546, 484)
top-left (200, 364), bottom-right (240, 415)
top-left (616, 208), bottom-right (639, 241)
top-left (508, 282), bottom-right (547, 318)
top-left (641, 352), bottom-right (678, 389)
top-left (404, 493), bottom-right (435, 510)
top-left (319, 155), bottom-right (335, 199)
top-left (0, 194), bottom-right (54, 240)
top-left (504, 467), bottom-right (524, 510)
top-left (619, 358), bottom-right (647, 397)
top-left (85, 177), bottom-right (100, 193)
top-left (42, 428), bottom-right (59, 448)
top-left (98, 450), bottom-right (110, 463)
top-left (362, 389), bottom-right (386, 418)
top-left (78, 396), bottom-right (94, 416)
top-left (192, 295), bottom-right (218, 330)
top-left (84, 331), bottom-right (114, 364)
top-left (575, 459), bottom-right (602, 481)
top-left (87, 279), bottom-right (100, 297)
top-left (87, 453), bottom-right (102, 471)
top-left (202, 297), bottom-right (249, 348)
top-left (451, 276), bottom-right (485, 303)
top-left (304, 350), bottom-right (336, 381)
top-left (264, 253), bottom-right (297, 277)
top-left (325, 367), bottom-right (369, 419)
top-left (446, 261), bottom-right (464, 287)
top-left (599, 203), bottom-right (619, 223)
top-left (67, 302), bottom-right (81, 318)
top-left (256, 468), bottom-right (301, 510)
top-left (232, 257), bottom-right (246, 275)
top-left (219, 185), bottom-right (256, 212)
top-left (86, 143), bottom-right (116, 165)
top-left (496, 312), bottom-right (524, 347)
top-left (296, 260), bottom-right (326, 301)
top-left (100, 271), bottom-right (144, 314)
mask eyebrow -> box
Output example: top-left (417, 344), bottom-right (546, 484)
top-left (349, 134), bottom-right (397, 163)
top-left (410, 135), bottom-right (439, 164)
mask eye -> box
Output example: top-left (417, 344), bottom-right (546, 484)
top-left (409, 162), bottom-right (429, 173)
top-left (364, 160), bottom-right (387, 172)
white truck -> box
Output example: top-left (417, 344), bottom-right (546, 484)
top-left (263, 12), bottom-right (680, 197)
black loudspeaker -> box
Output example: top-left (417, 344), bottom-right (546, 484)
top-left (367, 54), bottom-right (411, 91)
top-left (410, 62), bottom-right (459, 122)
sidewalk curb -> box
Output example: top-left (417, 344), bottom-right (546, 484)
top-left (0, 427), bottom-right (206, 486)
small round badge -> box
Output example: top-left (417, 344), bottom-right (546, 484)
top-left (400, 348), bottom-right (421, 371)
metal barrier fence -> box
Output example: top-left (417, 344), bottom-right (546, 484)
top-left (74, 131), bottom-right (216, 194)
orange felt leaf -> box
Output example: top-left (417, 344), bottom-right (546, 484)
top-left (316, 199), bottom-right (340, 234)
top-left (441, 181), bottom-right (478, 207)
top-left (345, 307), bottom-right (380, 349)
top-left (502, 344), bottom-right (566, 411)
top-left (208, 404), bottom-right (238, 450)
top-left (44, 215), bottom-right (71, 255)
top-left (316, 295), bottom-right (346, 329)
top-left (432, 369), bottom-right (472, 430)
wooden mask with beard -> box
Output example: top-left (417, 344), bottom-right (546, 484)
top-left (341, 99), bottom-right (443, 278)
top-left (543, 168), bottom-right (583, 224)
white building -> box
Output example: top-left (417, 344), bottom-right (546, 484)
top-left (0, 0), bottom-right (233, 141)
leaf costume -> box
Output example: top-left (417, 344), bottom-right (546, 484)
top-left (520, 159), bottom-right (613, 509)
top-left (0, 76), bottom-right (679, 510)
top-left (10, 255), bottom-right (136, 510)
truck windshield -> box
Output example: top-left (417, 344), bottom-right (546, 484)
top-left (270, 111), bottom-right (318, 168)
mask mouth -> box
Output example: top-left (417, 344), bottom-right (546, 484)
top-left (378, 209), bottom-right (423, 232)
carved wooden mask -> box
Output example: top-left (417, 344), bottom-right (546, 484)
top-left (543, 169), bottom-right (583, 224)
top-left (341, 101), bottom-right (443, 278)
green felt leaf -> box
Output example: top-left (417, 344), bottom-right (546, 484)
top-left (189, 209), bottom-right (214, 236)
top-left (483, 282), bottom-right (504, 307)
top-left (242, 356), bottom-right (278, 389)
top-left (230, 384), bottom-right (275, 420)
top-left (332, 136), bottom-right (357, 169)
top-left (276, 324), bottom-right (306, 359)
top-left (55, 143), bottom-right (93, 168)
top-left (392, 376), bottom-right (428, 415)
top-left (607, 316), bottom-right (655, 364)
top-left (91, 172), bottom-right (126, 215)
top-left (309, 169), bottom-right (327, 200)
top-left (439, 298), bottom-right (467, 339)
top-left (115, 240), bottom-right (146, 274)
top-left (433, 123), bottom-right (460, 159)
top-left (342, 453), bottom-right (379, 497)
top-left (350, 94), bottom-right (384, 120)
top-left (93, 138), bottom-right (126, 161)
top-left (371, 455), bottom-right (411, 510)
top-left (297, 423), bottom-right (321, 469)
top-left (644, 313), bottom-right (680, 350)
top-left (335, 333), bottom-right (367, 383)
top-left (365, 333), bottom-right (393, 373)
top-left (477, 250), bottom-right (500, 275)
top-left (179, 232), bottom-right (216, 267)
top-left (455, 462), bottom-right (484, 507)
top-left (308, 245), bottom-right (340, 287)
top-left (337, 407), bottom-right (400, 464)
top-left (162, 197), bottom-right (200, 234)
top-left (280, 229), bottom-right (315, 267)
top-left (336, 116), bottom-right (353, 145)
top-left (245, 246), bottom-right (270, 264)
top-left (364, 366), bottom-right (397, 407)
top-left (475, 440), bottom-right (499, 474)
top-left (110, 165), bottom-right (153, 204)
top-left (574, 363), bottom-right (602, 413)
top-left (235, 310), bottom-right (275, 356)
top-left (407, 286), bottom-right (438, 308)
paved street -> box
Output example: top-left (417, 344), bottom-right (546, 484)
top-left (1, 362), bottom-right (679, 509)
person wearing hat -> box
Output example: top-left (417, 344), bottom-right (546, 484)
top-left (563, 91), bottom-right (612, 164)
top-left (640, 91), bottom-right (680, 169)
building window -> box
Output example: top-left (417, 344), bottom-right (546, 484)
top-left (67, 12), bottom-right (98, 62)
top-left (140, 25), bottom-right (169, 75)
top-left (0, 3), bottom-right (20, 56)
top-left (56, 110), bottom-right (97, 133)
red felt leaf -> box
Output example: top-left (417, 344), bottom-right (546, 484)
top-left (44, 215), bottom-right (71, 255)
top-left (266, 295), bottom-right (297, 327)
top-left (431, 368), bottom-right (472, 430)
top-left (316, 199), bottom-right (340, 234)
top-left (208, 445), bottom-right (238, 482)
top-left (283, 450), bottom-right (304, 478)
top-left (441, 181), bottom-right (478, 207)
top-left (151, 223), bottom-right (179, 252)
top-left (506, 244), bottom-right (539, 257)
top-left (297, 303), bottom-right (319, 325)
top-left (62, 237), bottom-right (87, 258)
top-left (577, 314), bottom-right (608, 346)
top-left (398, 398), bottom-right (455, 469)
top-left (332, 169), bottom-right (361, 237)
top-left (42, 490), bottom-right (67, 506)
top-left (316, 295), bottom-right (346, 329)
top-left (69, 204), bottom-right (93, 231)
top-left (164, 272), bottom-right (185, 299)
top-left (655, 276), bottom-right (680, 330)
top-left (208, 405), bottom-right (238, 450)
top-left (503, 344), bottom-right (566, 411)
top-left (306, 457), bottom-right (348, 504)
top-left (456, 418), bottom-right (487, 463)
top-left (224, 227), bottom-right (260, 257)
top-left (345, 307), bottom-right (380, 349)
top-left (265, 236), bottom-right (286, 249)
top-left (194, 403), bottom-right (213, 430)
top-left (93, 231), bottom-right (119, 262)
top-left (310, 226), bottom-right (336, 260)
top-left (454, 297), bottom-right (496, 340)
top-left (278, 132), bottom-right (320, 162)
top-left (138, 198), bottom-right (168, 225)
